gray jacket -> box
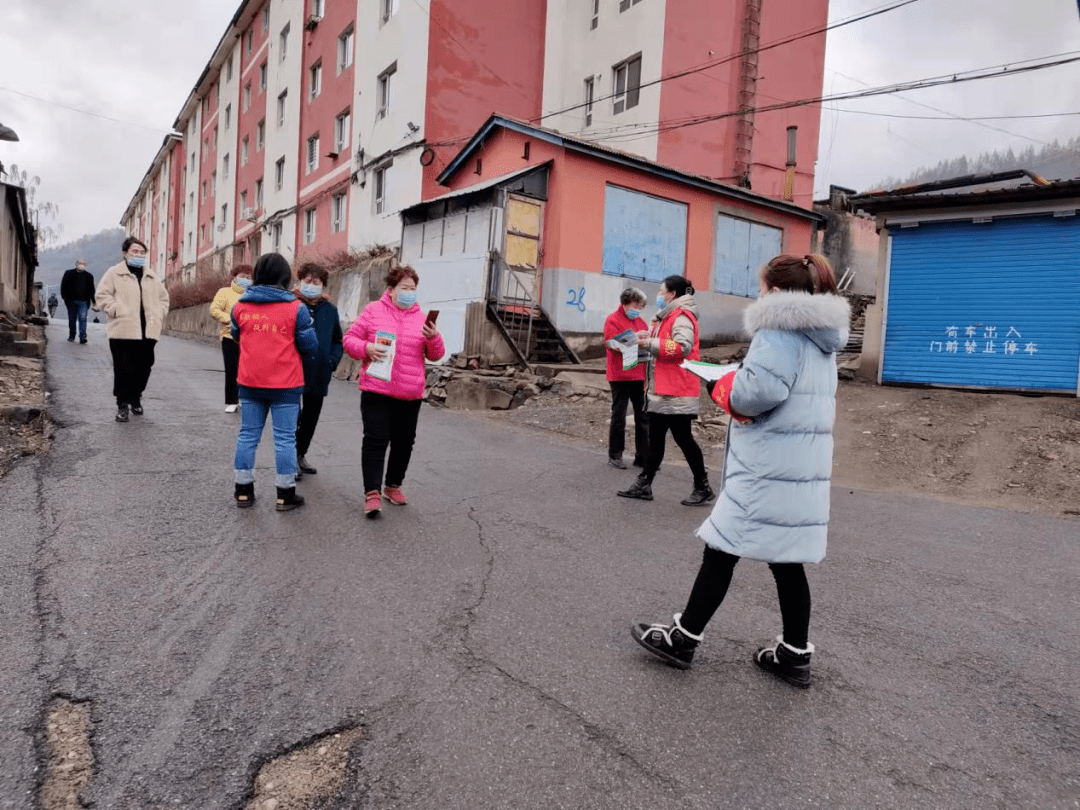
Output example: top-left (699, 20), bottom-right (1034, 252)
top-left (643, 294), bottom-right (700, 416)
top-left (696, 291), bottom-right (850, 563)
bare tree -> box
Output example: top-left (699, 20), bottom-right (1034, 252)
top-left (4, 163), bottom-right (63, 250)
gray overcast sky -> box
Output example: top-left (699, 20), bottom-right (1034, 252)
top-left (2, 0), bottom-right (1079, 246)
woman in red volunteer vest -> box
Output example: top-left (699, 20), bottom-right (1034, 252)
top-left (604, 286), bottom-right (650, 468)
top-left (617, 274), bottom-right (713, 506)
top-left (230, 253), bottom-right (318, 512)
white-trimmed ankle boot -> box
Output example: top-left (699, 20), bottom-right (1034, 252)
top-left (754, 636), bottom-right (814, 688)
top-left (630, 612), bottom-right (703, 670)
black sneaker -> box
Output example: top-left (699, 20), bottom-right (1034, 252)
top-left (130, 402), bottom-right (143, 415)
top-left (79, 338), bottom-right (87, 344)
top-left (754, 637), bottom-right (814, 688)
top-left (67, 337), bottom-right (75, 342)
top-left (297, 455), bottom-right (317, 475)
top-left (630, 613), bottom-right (702, 670)
top-left (115, 404), bottom-right (129, 422)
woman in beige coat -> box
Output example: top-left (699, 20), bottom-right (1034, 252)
top-left (94, 237), bottom-right (171, 422)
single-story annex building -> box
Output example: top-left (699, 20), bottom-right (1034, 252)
top-left (397, 115), bottom-right (823, 362)
top-left (852, 175), bottom-right (1080, 396)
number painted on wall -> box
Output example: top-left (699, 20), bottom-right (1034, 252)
top-left (566, 286), bottom-right (586, 313)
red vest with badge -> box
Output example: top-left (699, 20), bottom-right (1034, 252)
top-left (234, 299), bottom-right (305, 389)
top-left (652, 307), bottom-right (701, 397)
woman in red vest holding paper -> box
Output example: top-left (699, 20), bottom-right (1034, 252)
top-left (617, 275), bottom-right (713, 506)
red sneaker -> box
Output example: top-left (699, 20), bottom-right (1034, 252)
top-left (364, 490), bottom-right (382, 518)
top-left (383, 485), bottom-right (407, 506)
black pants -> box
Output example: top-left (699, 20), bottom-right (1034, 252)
top-left (109, 338), bottom-right (156, 407)
top-left (680, 545), bottom-right (811, 648)
top-left (643, 412), bottom-right (708, 484)
top-left (608, 381), bottom-right (649, 461)
top-left (296, 391), bottom-right (325, 456)
top-left (360, 391), bottom-right (423, 492)
top-left (221, 338), bottom-right (240, 405)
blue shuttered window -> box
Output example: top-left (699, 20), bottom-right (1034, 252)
top-left (884, 216), bottom-right (1080, 392)
top-left (713, 214), bottom-right (782, 298)
top-left (601, 185), bottom-right (687, 282)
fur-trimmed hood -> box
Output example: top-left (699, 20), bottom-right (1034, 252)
top-left (743, 291), bottom-right (850, 353)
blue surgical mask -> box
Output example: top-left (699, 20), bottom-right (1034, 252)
top-left (127, 256), bottom-right (146, 269)
top-left (299, 282), bottom-right (322, 299)
top-left (236, 277), bottom-right (253, 289)
top-left (626, 308), bottom-right (641, 320)
top-left (655, 293), bottom-right (667, 311)
top-left (395, 291), bottom-right (417, 309)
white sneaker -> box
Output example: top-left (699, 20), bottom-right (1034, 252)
top-left (225, 404), bottom-right (238, 413)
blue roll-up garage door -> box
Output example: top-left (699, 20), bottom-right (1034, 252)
top-left (883, 215), bottom-right (1080, 392)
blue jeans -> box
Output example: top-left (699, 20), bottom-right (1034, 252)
top-left (67, 300), bottom-right (89, 340)
top-left (234, 395), bottom-right (300, 487)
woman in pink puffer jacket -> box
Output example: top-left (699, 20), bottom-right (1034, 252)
top-left (343, 264), bottom-right (445, 517)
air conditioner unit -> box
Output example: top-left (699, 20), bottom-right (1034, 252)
top-left (304, 14), bottom-right (321, 30)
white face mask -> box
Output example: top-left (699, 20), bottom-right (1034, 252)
top-left (299, 282), bottom-right (323, 299)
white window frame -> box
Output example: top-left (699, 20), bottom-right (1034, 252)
top-left (261, 6), bottom-right (270, 31)
top-left (241, 136), bottom-right (249, 166)
top-left (338, 27), bottom-right (354, 72)
top-left (381, 0), bottom-right (400, 24)
top-left (245, 29), bottom-right (253, 55)
top-left (225, 56), bottom-right (233, 82)
top-left (221, 203), bottom-right (228, 226)
top-left (312, 0), bottom-right (325, 17)
top-left (240, 189), bottom-right (248, 213)
top-left (591, 0), bottom-right (599, 29)
top-left (306, 134), bottom-right (320, 174)
top-left (243, 83), bottom-right (251, 111)
top-left (256, 119), bottom-right (265, 151)
top-left (309, 61), bottom-right (322, 101)
top-left (272, 221), bottom-right (282, 251)
top-left (275, 157), bottom-right (286, 191)
top-left (373, 161), bottom-right (391, 214)
top-left (211, 170), bottom-right (217, 197)
top-left (332, 192), bottom-right (346, 232)
top-left (304, 207), bottom-right (317, 244)
top-left (376, 63), bottom-right (396, 120)
top-left (613, 54), bottom-right (642, 115)
top-left (279, 23), bottom-right (290, 62)
top-left (255, 178), bottom-right (264, 207)
top-left (259, 61), bottom-right (267, 91)
top-left (584, 77), bottom-right (594, 127)
top-left (224, 104), bottom-right (231, 129)
top-left (222, 154), bottom-right (230, 180)
top-left (277, 90), bottom-right (288, 127)
top-left (334, 109), bottom-right (350, 153)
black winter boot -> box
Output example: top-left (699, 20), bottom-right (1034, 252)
top-left (754, 636), bottom-right (814, 688)
top-left (617, 473), bottom-right (653, 500)
top-left (630, 613), bottom-right (703, 670)
top-left (234, 482), bottom-right (255, 508)
top-left (681, 478), bottom-right (716, 506)
top-left (275, 486), bottom-right (305, 512)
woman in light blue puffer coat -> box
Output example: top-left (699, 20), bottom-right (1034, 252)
top-left (631, 254), bottom-right (850, 688)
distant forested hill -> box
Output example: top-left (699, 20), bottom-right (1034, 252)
top-left (37, 228), bottom-right (126, 291)
top-left (874, 137), bottom-right (1080, 191)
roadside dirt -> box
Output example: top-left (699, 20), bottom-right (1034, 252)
top-left (244, 727), bottom-right (364, 810)
top-left (480, 376), bottom-right (1080, 520)
top-left (0, 355), bottom-right (49, 479)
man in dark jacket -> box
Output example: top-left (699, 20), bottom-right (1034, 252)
top-left (60, 259), bottom-right (96, 343)
top-left (293, 262), bottom-right (344, 477)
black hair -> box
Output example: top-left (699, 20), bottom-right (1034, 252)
top-left (252, 252), bottom-right (293, 289)
top-left (122, 236), bottom-right (148, 253)
top-left (661, 275), bottom-right (694, 298)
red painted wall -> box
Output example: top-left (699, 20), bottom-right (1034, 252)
top-left (421, 0), bottom-right (547, 200)
top-left (296, 0), bottom-right (354, 255)
top-left (234, 2), bottom-right (271, 259)
top-left (657, 0), bottom-right (828, 209)
top-left (440, 127), bottom-right (815, 293)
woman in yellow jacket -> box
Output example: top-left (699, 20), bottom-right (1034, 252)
top-left (209, 264), bottom-right (253, 413)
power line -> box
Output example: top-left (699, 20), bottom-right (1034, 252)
top-left (0, 85), bottom-right (171, 135)
top-left (582, 51), bottom-right (1080, 146)
top-left (533, 0), bottom-right (923, 124)
top-left (829, 107), bottom-right (1080, 122)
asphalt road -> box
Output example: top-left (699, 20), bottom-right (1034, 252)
top-left (1, 321), bottom-right (1078, 809)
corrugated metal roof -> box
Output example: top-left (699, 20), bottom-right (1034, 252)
top-left (401, 162), bottom-right (550, 214)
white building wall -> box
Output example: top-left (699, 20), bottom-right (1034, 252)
top-left (179, 110), bottom-right (202, 275)
top-left (264, 0), bottom-right (304, 261)
top-left (541, 0), bottom-right (666, 162)
top-left (349, 0), bottom-right (431, 251)
top-left (213, 40), bottom-right (243, 257)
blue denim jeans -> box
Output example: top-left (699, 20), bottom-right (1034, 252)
top-left (67, 300), bottom-right (89, 340)
top-left (234, 395), bottom-right (301, 487)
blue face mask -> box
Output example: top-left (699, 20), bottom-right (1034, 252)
top-left (655, 293), bottom-right (668, 311)
top-left (127, 256), bottom-right (146, 269)
top-left (626, 308), bottom-right (641, 320)
top-left (299, 282), bottom-right (322, 299)
top-left (236, 277), bottom-right (253, 289)
top-left (395, 290), bottom-right (417, 309)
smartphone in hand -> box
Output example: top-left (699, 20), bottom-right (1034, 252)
top-left (425, 310), bottom-right (439, 325)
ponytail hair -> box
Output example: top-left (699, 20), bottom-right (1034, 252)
top-left (760, 253), bottom-right (838, 296)
top-left (661, 274), bottom-right (695, 298)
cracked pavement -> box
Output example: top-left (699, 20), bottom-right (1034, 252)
top-left (1, 320), bottom-right (1078, 809)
